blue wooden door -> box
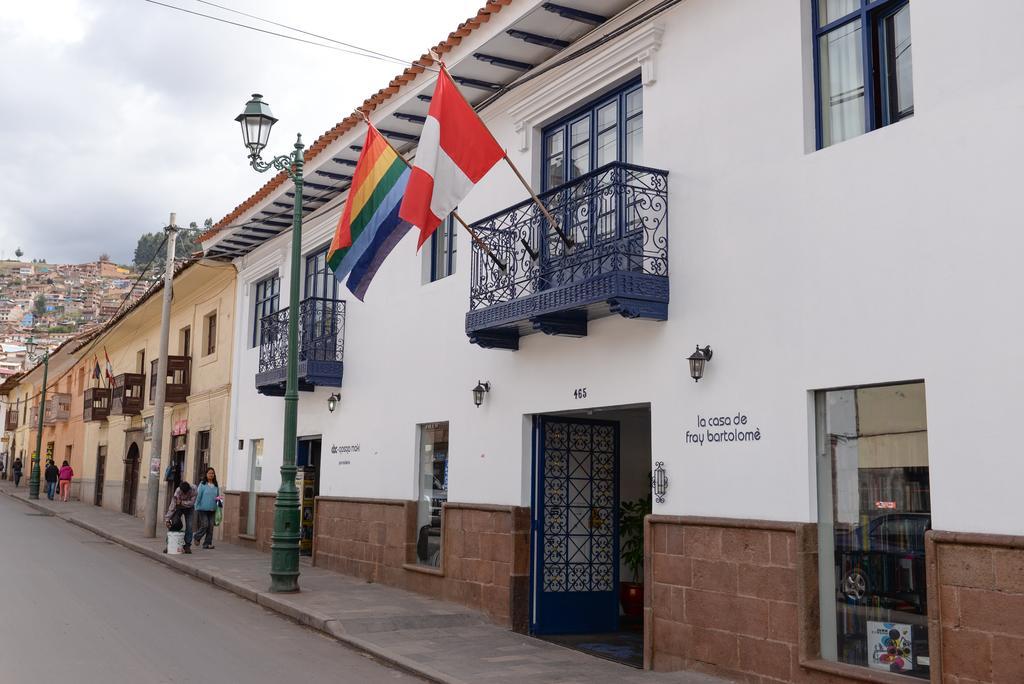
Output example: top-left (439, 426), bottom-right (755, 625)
top-left (531, 416), bottom-right (619, 635)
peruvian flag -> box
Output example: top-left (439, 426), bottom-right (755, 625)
top-left (399, 68), bottom-right (504, 248)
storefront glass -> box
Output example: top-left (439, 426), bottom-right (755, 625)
top-left (416, 422), bottom-right (448, 567)
top-left (815, 382), bottom-right (930, 678)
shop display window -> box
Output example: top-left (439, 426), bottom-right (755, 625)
top-left (815, 382), bottom-right (930, 678)
top-left (416, 422), bottom-right (448, 567)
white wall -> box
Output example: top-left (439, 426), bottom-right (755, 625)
top-left (222, 0), bottom-right (1024, 536)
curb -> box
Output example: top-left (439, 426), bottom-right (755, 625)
top-left (1, 489), bottom-right (461, 684)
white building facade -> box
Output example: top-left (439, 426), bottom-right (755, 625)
top-left (201, 1), bottom-right (1024, 681)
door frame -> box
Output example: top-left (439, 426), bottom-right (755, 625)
top-left (529, 414), bottom-right (621, 636)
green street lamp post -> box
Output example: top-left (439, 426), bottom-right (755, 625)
top-left (235, 94), bottom-right (304, 593)
top-left (25, 336), bottom-right (48, 501)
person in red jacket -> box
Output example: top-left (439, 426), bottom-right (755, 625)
top-left (58, 460), bottom-right (74, 502)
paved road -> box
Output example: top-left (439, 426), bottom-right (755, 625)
top-left (0, 494), bottom-right (420, 683)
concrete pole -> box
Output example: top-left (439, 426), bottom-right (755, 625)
top-left (143, 214), bottom-right (178, 538)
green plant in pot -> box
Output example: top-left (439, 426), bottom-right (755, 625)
top-left (619, 490), bottom-right (652, 618)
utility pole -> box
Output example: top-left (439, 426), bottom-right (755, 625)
top-left (143, 213), bottom-right (178, 538)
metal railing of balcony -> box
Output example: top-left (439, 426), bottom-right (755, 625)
top-left (258, 297), bottom-right (346, 374)
top-left (469, 161), bottom-right (668, 312)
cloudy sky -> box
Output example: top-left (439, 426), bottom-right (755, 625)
top-left (0, 0), bottom-right (483, 264)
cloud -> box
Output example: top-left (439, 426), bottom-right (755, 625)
top-left (0, 0), bottom-right (482, 264)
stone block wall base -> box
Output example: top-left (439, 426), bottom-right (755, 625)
top-left (646, 516), bottom-right (1024, 683)
top-left (313, 498), bottom-right (530, 628)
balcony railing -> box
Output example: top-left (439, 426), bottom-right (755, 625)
top-left (84, 387), bottom-right (111, 422)
top-left (150, 356), bottom-right (192, 405)
top-left (466, 161), bottom-right (669, 350)
top-left (4, 409), bottom-right (16, 431)
top-left (256, 297), bottom-right (345, 396)
top-left (111, 373), bottom-right (145, 416)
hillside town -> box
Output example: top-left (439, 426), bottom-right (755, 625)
top-left (0, 257), bottom-right (151, 379)
top-left (2, 1), bottom-right (1023, 683)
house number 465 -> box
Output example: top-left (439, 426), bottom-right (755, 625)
top-left (573, 387), bottom-right (588, 399)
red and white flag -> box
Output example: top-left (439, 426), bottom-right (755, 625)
top-left (399, 67), bottom-right (504, 249)
top-left (103, 347), bottom-right (116, 387)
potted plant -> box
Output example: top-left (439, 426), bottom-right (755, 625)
top-left (619, 491), bottom-right (652, 618)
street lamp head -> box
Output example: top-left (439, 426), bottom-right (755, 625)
top-left (235, 93), bottom-right (278, 158)
top-left (24, 336), bottom-right (36, 356)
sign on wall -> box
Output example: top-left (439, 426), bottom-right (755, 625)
top-left (143, 417), bottom-right (153, 441)
top-left (684, 412), bottom-right (763, 446)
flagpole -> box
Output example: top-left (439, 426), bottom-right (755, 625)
top-left (357, 111), bottom-right (508, 272)
top-left (429, 56), bottom-right (574, 250)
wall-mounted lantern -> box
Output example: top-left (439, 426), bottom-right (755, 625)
top-left (327, 392), bottom-right (341, 413)
top-left (472, 381), bottom-right (491, 408)
top-left (687, 345), bottom-right (713, 382)
top-left (653, 461), bottom-right (668, 504)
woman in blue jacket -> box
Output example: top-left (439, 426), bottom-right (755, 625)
top-left (194, 467), bottom-right (220, 550)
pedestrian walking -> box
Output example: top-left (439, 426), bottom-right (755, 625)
top-left (58, 460), bottom-right (74, 502)
top-left (44, 459), bottom-right (59, 500)
top-left (193, 467), bottom-right (220, 550)
top-left (164, 481), bottom-right (197, 554)
top-left (12, 458), bottom-right (22, 487)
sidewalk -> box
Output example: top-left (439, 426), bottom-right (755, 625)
top-left (0, 484), bottom-right (727, 684)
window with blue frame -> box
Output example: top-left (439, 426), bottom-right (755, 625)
top-left (542, 80), bottom-right (643, 192)
top-left (813, 0), bottom-right (913, 149)
top-left (304, 246), bottom-right (340, 351)
top-left (304, 247), bottom-right (339, 301)
top-left (252, 274), bottom-right (279, 348)
top-left (428, 215), bottom-right (457, 282)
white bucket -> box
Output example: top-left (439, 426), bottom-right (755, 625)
top-left (167, 531), bottom-right (186, 555)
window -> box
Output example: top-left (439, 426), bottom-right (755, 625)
top-left (179, 327), bottom-right (191, 357)
top-left (542, 80), bottom-right (643, 192)
top-left (136, 349), bottom-right (146, 374)
top-left (245, 438), bottom-right (263, 537)
top-left (815, 381), bottom-right (930, 678)
top-left (304, 247), bottom-right (339, 301)
top-left (252, 274), bottom-right (280, 347)
top-left (415, 422), bottom-right (449, 567)
top-left (813, 0), bottom-right (913, 148)
top-left (429, 217), bottom-right (457, 282)
top-left (203, 312), bottom-right (217, 356)
top-left (194, 429), bottom-right (211, 484)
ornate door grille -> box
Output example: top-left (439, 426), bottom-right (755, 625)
top-left (532, 416), bottom-right (619, 635)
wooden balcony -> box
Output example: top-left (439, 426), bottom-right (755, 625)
top-left (52, 393), bottom-right (71, 422)
top-left (150, 356), bottom-right (191, 404)
top-left (111, 373), bottom-right (145, 416)
top-left (4, 409), bottom-right (18, 431)
top-left (84, 387), bottom-right (111, 422)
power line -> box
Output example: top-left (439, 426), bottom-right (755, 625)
top-left (192, 0), bottom-right (424, 68)
top-left (139, 0), bottom-right (417, 67)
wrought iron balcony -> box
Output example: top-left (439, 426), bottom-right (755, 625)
top-left (150, 356), bottom-right (191, 404)
top-left (466, 161), bottom-right (669, 350)
top-left (111, 373), bottom-right (145, 416)
top-left (256, 296), bottom-right (346, 397)
top-left (84, 387), bottom-right (111, 422)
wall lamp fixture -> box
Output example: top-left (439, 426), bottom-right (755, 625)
top-left (688, 345), bottom-right (713, 382)
top-left (472, 381), bottom-right (491, 408)
top-left (327, 392), bottom-right (341, 413)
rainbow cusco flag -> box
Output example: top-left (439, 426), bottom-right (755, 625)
top-left (327, 124), bottom-right (412, 300)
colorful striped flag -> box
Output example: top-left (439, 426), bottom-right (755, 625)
top-left (327, 124), bottom-right (412, 301)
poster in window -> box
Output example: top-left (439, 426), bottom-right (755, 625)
top-left (868, 621), bottom-right (913, 672)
